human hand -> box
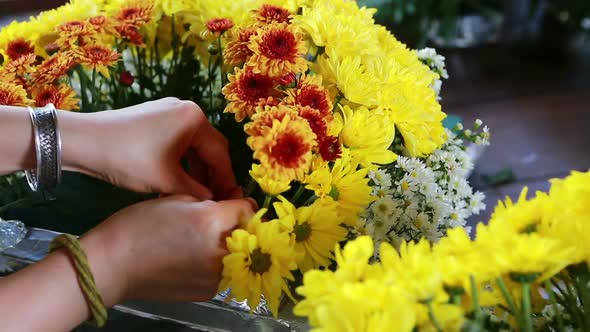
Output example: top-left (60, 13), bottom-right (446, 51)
top-left (82, 195), bottom-right (256, 304)
top-left (61, 97), bottom-right (240, 200)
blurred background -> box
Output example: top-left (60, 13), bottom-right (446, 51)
top-left (1, 1), bottom-right (589, 331)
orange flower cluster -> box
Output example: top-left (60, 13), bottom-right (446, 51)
top-left (222, 4), bottom-right (340, 184)
top-left (0, 3), bottom-right (155, 110)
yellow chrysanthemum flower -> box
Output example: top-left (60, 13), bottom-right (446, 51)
top-left (248, 111), bottom-right (316, 182)
top-left (295, 236), bottom-right (376, 326)
top-left (307, 280), bottom-right (417, 332)
top-left (249, 164), bottom-right (292, 196)
top-left (487, 187), bottom-right (551, 234)
top-left (295, 0), bottom-right (378, 60)
top-left (380, 239), bottom-right (445, 303)
top-left (304, 150), bottom-right (374, 227)
top-left (432, 228), bottom-right (481, 289)
top-left (475, 218), bottom-right (573, 281)
top-left (220, 209), bottom-right (297, 317)
top-left (339, 104), bottom-right (397, 169)
top-left (540, 170), bottom-right (590, 266)
top-left (273, 196), bottom-right (346, 271)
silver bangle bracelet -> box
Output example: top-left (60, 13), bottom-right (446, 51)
top-left (25, 103), bottom-right (62, 192)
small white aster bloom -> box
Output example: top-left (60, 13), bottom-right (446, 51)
top-left (371, 196), bottom-right (398, 220)
top-left (470, 191), bottom-right (486, 214)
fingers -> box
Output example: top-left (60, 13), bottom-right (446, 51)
top-left (172, 170), bottom-right (214, 201)
top-left (211, 198), bottom-right (257, 249)
top-left (216, 198), bottom-right (257, 229)
top-left (191, 125), bottom-right (239, 200)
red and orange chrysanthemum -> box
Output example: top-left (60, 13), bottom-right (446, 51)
top-left (113, 3), bottom-right (154, 45)
top-left (2, 53), bottom-right (37, 76)
top-left (284, 75), bottom-right (333, 119)
top-left (56, 20), bottom-right (97, 48)
top-left (115, 3), bottom-right (154, 26)
top-left (72, 43), bottom-right (120, 78)
top-left (222, 67), bottom-right (282, 122)
top-left (207, 18), bottom-right (234, 35)
top-left (247, 111), bottom-right (316, 182)
top-left (31, 53), bottom-right (76, 86)
top-left (88, 15), bottom-right (116, 36)
top-left (5, 38), bottom-right (35, 61)
top-left (244, 104), bottom-right (296, 137)
top-left (224, 27), bottom-right (258, 67)
top-left (255, 4), bottom-right (292, 24)
top-left (296, 105), bottom-right (328, 139)
top-left (32, 84), bottom-right (79, 110)
top-left (247, 23), bottom-right (308, 77)
top-left (0, 81), bottom-right (32, 106)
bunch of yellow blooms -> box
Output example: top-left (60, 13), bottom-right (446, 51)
top-left (296, 170), bottom-right (590, 331)
top-left (1, 0), bottom-right (451, 320)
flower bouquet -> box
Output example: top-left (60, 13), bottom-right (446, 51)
top-left (0, 0), bottom-right (534, 328)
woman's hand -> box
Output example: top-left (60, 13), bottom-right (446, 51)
top-left (0, 195), bottom-right (256, 332)
top-left (60, 98), bottom-right (240, 200)
top-left (85, 195), bottom-right (256, 303)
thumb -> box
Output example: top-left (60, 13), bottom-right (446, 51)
top-left (172, 170), bottom-right (213, 201)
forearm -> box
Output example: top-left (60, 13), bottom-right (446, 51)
top-left (0, 106), bottom-right (105, 177)
top-left (0, 230), bottom-right (126, 331)
top-left (0, 106), bottom-right (36, 174)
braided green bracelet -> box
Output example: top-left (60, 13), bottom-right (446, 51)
top-left (50, 234), bottom-right (108, 327)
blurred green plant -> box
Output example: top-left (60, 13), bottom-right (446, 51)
top-left (548, 0), bottom-right (590, 33)
top-left (360, 0), bottom-right (503, 48)
top-left (361, 0), bottom-right (590, 48)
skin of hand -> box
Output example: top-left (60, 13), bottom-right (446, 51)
top-left (0, 195), bottom-right (256, 332)
top-left (59, 97), bottom-right (241, 200)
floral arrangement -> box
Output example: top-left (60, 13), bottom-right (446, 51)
top-left (0, 0), bottom-right (498, 326)
top-left (296, 170), bottom-right (590, 332)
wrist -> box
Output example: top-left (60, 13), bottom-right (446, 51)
top-left (58, 111), bottom-right (109, 178)
top-left (80, 225), bottom-right (130, 307)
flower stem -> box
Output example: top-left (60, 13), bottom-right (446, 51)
top-left (496, 277), bottom-right (520, 319)
top-left (263, 195), bottom-right (272, 210)
top-left (426, 300), bottom-right (443, 332)
top-left (303, 194), bottom-right (317, 206)
top-left (553, 278), bottom-right (586, 328)
top-left (75, 66), bottom-right (89, 111)
top-left (292, 185), bottom-right (306, 203)
top-left (575, 272), bottom-right (590, 329)
top-left (544, 279), bottom-right (565, 332)
top-left (470, 275), bottom-right (482, 323)
top-left (208, 55), bottom-right (214, 111)
top-left (521, 282), bottom-right (533, 332)
top-left (217, 37), bottom-right (226, 87)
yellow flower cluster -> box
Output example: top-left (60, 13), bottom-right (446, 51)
top-left (296, 170), bottom-right (590, 331)
top-left (218, 1), bottom-right (450, 317)
top-left (296, 0), bottom-right (447, 157)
